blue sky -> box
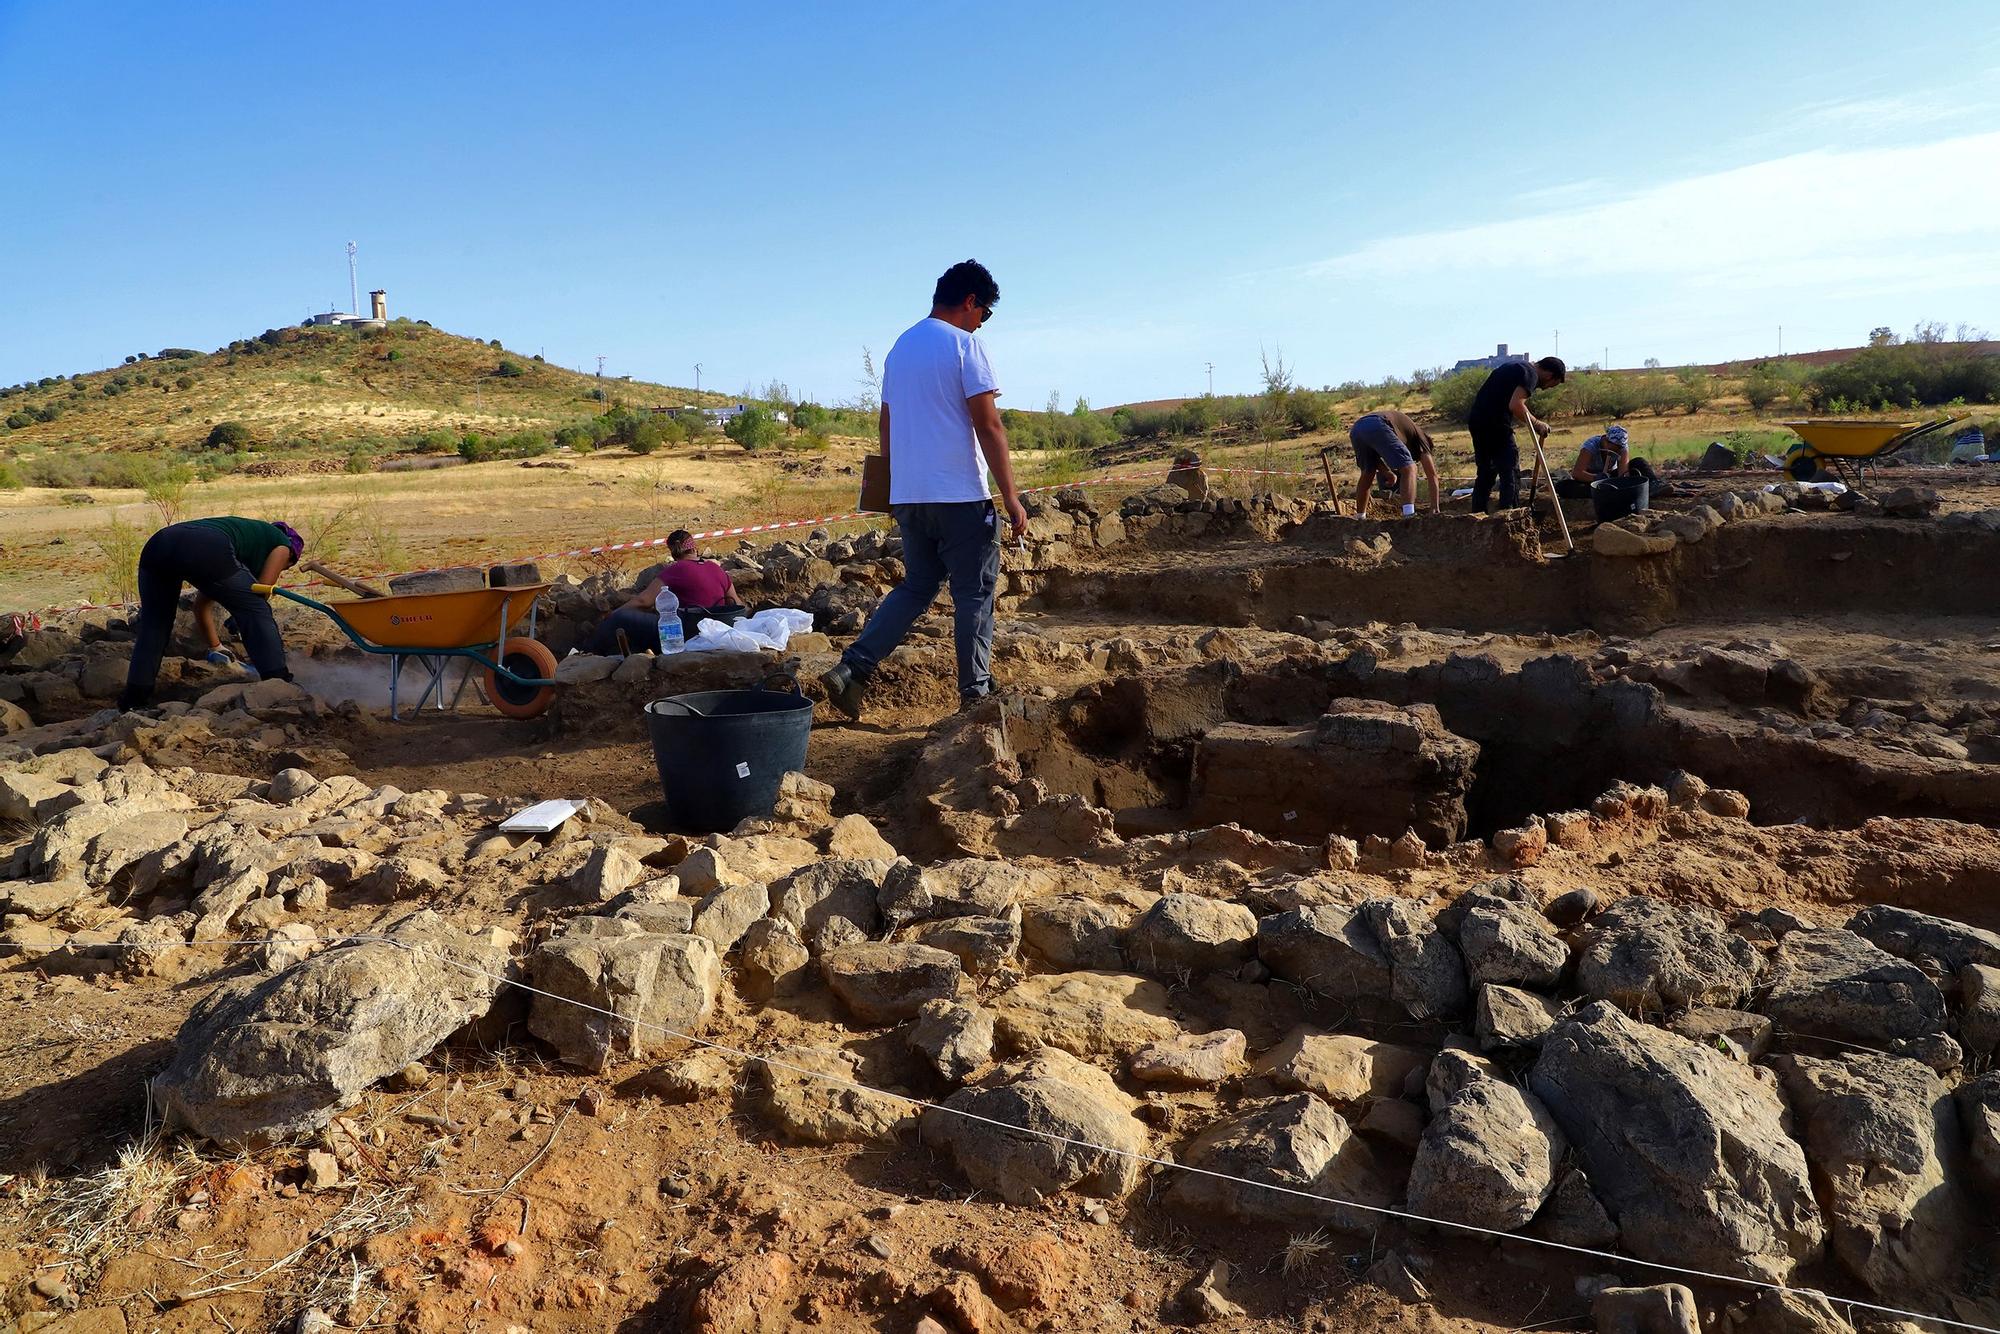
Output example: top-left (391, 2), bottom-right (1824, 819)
top-left (2, 1), bottom-right (1997, 407)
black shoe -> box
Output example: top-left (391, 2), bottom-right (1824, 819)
top-left (820, 663), bottom-right (866, 719)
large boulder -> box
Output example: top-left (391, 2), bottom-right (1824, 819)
top-left (1529, 1002), bottom-right (1823, 1282)
top-left (1773, 1053), bottom-right (1996, 1325)
top-left (821, 942), bottom-right (962, 1023)
top-left (989, 970), bottom-right (1181, 1058)
top-left (753, 1047), bottom-right (914, 1145)
top-left (1020, 894), bottom-right (1138, 970)
top-left (1257, 1028), bottom-right (1432, 1107)
top-left (1452, 891), bottom-right (1568, 990)
top-left (152, 912), bottom-right (511, 1148)
top-left (1168, 1093), bottom-right (1398, 1229)
top-left (907, 999), bottom-right (995, 1085)
top-left (1361, 896), bottom-right (1468, 1019)
top-left (1574, 897), bottom-right (1763, 1013)
top-left (921, 1047), bottom-right (1147, 1204)
top-left (880, 858), bottom-right (1056, 927)
top-left (1845, 904), bottom-right (2000, 976)
top-left (1125, 893), bottom-right (1257, 977)
top-left (1257, 904), bottom-right (1393, 1003)
top-left (1187, 699), bottom-right (1479, 845)
top-left (1959, 1073), bottom-right (2000, 1199)
top-left (1761, 929), bottom-right (1949, 1065)
top-left (528, 922), bottom-right (721, 1071)
top-left (905, 912), bottom-right (1021, 977)
top-left (769, 858), bottom-right (892, 951)
top-left (1407, 1072), bottom-right (1565, 1231)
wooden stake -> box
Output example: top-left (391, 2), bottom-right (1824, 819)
top-left (1318, 448), bottom-right (1343, 515)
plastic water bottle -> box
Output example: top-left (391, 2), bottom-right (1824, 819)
top-left (654, 586), bottom-right (684, 655)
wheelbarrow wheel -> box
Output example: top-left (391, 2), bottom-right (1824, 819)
top-left (1784, 448), bottom-right (1821, 483)
top-left (483, 637), bottom-right (558, 719)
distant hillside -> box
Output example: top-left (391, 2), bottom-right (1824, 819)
top-left (0, 320), bottom-right (725, 457)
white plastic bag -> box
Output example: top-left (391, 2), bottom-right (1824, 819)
top-left (683, 618), bottom-right (769, 654)
top-left (738, 608), bottom-right (814, 651)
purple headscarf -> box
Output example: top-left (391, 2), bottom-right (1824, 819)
top-left (271, 521), bottom-right (305, 562)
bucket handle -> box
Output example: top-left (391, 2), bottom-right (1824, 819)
top-left (651, 697), bottom-right (709, 717)
top-left (759, 670), bottom-right (804, 697)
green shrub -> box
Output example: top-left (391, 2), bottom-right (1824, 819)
top-left (502, 429), bottom-right (553, 457)
top-left (157, 347), bottom-right (199, 360)
top-left (1676, 369), bottom-right (1718, 414)
top-left (725, 406), bottom-right (784, 450)
top-left (1743, 371), bottom-right (1785, 411)
top-left (345, 449), bottom-right (376, 474)
top-left (205, 420), bottom-right (253, 450)
top-left (458, 433), bottom-right (494, 462)
top-left (494, 359), bottom-right (527, 378)
top-left (386, 349), bottom-right (404, 362)
top-left (1287, 389), bottom-right (1335, 432)
top-left (4, 411), bottom-right (32, 430)
top-left (1808, 346), bottom-right (2000, 409)
top-left (626, 420), bottom-right (668, 454)
top-left (1172, 397), bottom-right (1218, 435)
top-left (553, 424), bottom-right (595, 452)
top-left (1425, 367), bottom-right (1489, 422)
top-left (0, 461), bottom-right (21, 489)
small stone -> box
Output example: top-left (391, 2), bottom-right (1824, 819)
top-left (389, 1062), bottom-right (428, 1092)
top-left (1180, 1260), bottom-right (1245, 1323)
top-left (304, 1149), bottom-right (340, 1189)
top-left (1545, 888), bottom-right (1599, 928)
top-left (578, 1086), bottom-right (608, 1116)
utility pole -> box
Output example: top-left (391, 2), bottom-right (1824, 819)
top-left (1553, 329), bottom-right (1560, 359)
top-left (694, 363), bottom-right (703, 392)
top-left (345, 242), bottom-right (359, 316)
top-left (1204, 362), bottom-right (1214, 396)
top-left (1778, 326), bottom-right (1784, 357)
top-left (595, 356), bottom-right (606, 378)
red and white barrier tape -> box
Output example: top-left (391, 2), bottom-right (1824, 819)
top-left (23, 465), bottom-right (1318, 619)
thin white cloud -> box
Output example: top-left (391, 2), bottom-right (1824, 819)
top-left (1792, 91), bottom-right (1975, 132)
top-left (1307, 130), bottom-right (2000, 289)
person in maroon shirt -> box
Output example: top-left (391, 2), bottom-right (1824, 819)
top-left (585, 530), bottom-right (743, 654)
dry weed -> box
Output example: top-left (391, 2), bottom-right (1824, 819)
top-left (1280, 1227), bottom-right (1334, 1276)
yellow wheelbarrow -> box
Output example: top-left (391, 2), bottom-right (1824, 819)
top-left (253, 581), bottom-right (559, 721)
top-left (1779, 417), bottom-right (1960, 488)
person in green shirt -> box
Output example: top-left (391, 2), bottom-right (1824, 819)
top-left (118, 516), bottom-right (305, 710)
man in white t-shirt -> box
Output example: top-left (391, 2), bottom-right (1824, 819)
top-left (820, 260), bottom-right (1029, 718)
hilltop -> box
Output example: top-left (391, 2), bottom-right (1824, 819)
top-left (0, 320), bottom-right (725, 465)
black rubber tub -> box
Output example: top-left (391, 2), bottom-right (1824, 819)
top-left (644, 680), bottom-right (814, 833)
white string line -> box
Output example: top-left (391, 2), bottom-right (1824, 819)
top-left (13, 929), bottom-right (1993, 1333)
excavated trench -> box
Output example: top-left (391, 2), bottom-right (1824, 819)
top-left (996, 652), bottom-right (2000, 845)
top-left (1028, 513), bottom-right (2000, 636)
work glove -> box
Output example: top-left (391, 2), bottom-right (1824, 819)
top-left (205, 648), bottom-right (237, 668)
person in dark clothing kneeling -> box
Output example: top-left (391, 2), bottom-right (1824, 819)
top-left (120, 516), bottom-right (303, 710)
top-left (1553, 424), bottom-right (1657, 498)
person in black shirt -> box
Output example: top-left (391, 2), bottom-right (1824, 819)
top-left (1466, 355), bottom-right (1565, 512)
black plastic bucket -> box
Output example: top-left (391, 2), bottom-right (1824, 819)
top-left (644, 678), bottom-right (813, 833)
top-left (1590, 476), bottom-right (1650, 522)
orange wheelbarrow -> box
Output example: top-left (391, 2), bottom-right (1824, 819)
top-left (254, 582), bottom-right (559, 721)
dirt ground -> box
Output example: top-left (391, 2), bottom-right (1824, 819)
top-left (3, 462), bottom-right (1999, 1334)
